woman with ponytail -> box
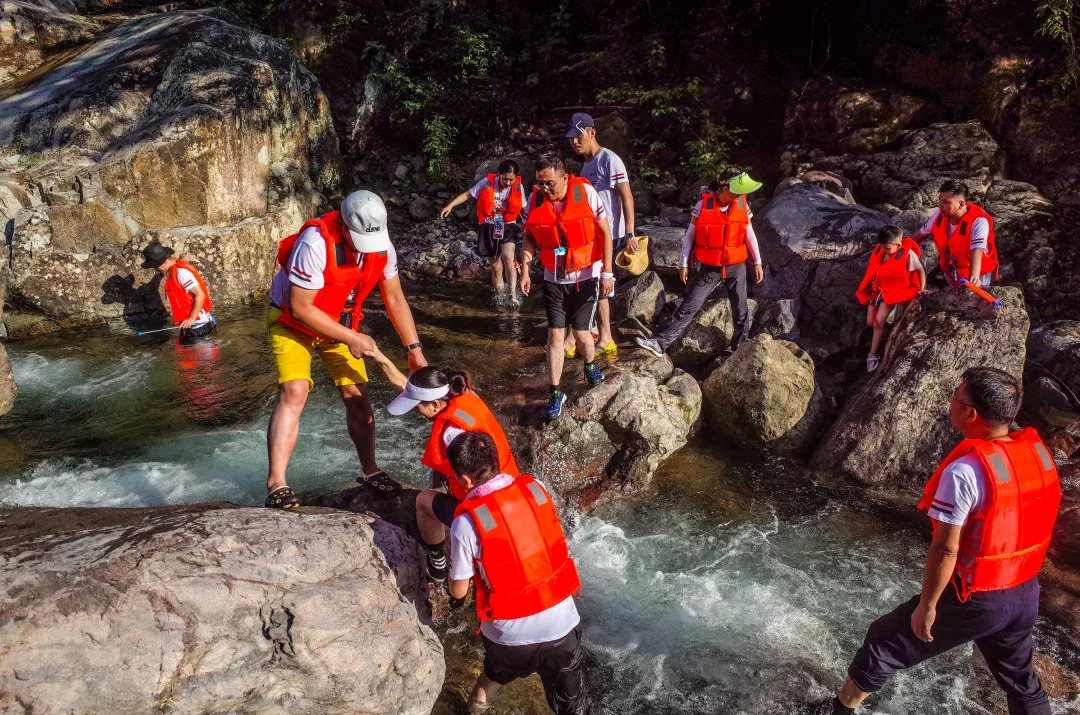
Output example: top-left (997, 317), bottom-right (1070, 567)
top-left (367, 347), bottom-right (519, 582)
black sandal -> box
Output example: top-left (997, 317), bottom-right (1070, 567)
top-left (357, 470), bottom-right (402, 494)
top-left (265, 486), bottom-right (300, 509)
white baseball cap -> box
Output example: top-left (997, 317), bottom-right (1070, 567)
top-left (387, 377), bottom-right (450, 416)
top-left (341, 190), bottom-right (391, 253)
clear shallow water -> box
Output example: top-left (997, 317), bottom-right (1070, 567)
top-left (1, 290), bottom-right (1077, 714)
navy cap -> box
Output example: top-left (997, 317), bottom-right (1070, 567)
top-left (565, 112), bottom-right (595, 137)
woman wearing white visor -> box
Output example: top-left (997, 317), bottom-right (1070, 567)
top-left (367, 348), bottom-right (519, 581)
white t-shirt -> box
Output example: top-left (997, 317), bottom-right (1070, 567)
top-left (682, 199), bottom-right (762, 267)
top-left (581, 148), bottom-right (630, 240)
top-left (269, 226), bottom-right (399, 308)
top-left (926, 452), bottom-right (988, 527)
top-left (921, 210), bottom-right (990, 254)
top-left (174, 268), bottom-right (214, 325)
top-left (449, 477), bottom-right (581, 646)
top-left (469, 177), bottom-right (528, 224)
top-left (521, 182), bottom-right (610, 284)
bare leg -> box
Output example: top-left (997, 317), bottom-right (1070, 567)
top-left (340, 383), bottom-right (379, 475)
top-left (468, 673), bottom-right (503, 713)
top-left (266, 379), bottom-right (310, 491)
top-left (869, 302), bottom-right (890, 355)
top-left (416, 489), bottom-right (448, 545)
top-left (838, 677), bottom-right (871, 709)
top-left (573, 328), bottom-right (596, 363)
top-left (501, 242), bottom-right (517, 296)
top-left (548, 328), bottom-right (567, 386)
top-left (596, 298), bottom-right (613, 346)
top-left (563, 326), bottom-right (575, 353)
top-left (490, 255), bottom-right (504, 294)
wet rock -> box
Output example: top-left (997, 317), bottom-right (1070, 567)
top-left (529, 353), bottom-right (701, 508)
top-left (812, 286), bottom-right (1028, 487)
top-left (702, 334), bottom-right (826, 453)
top-left (668, 297), bottom-right (757, 371)
top-left (783, 80), bottom-right (942, 154)
top-left (611, 270), bottom-right (665, 326)
top-left (0, 504), bottom-right (443, 714)
top-left (0, 9), bottom-right (338, 332)
top-left (754, 183), bottom-right (889, 358)
top-left (751, 298), bottom-right (801, 342)
top-left (0, 342), bottom-right (15, 416)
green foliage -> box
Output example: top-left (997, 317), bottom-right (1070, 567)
top-left (26, 36), bottom-right (37, 45)
top-left (597, 79), bottom-right (704, 120)
top-left (423, 115), bottom-right (458, 182)
top-left (683, 117), bottom-right (746, 179)
top-left (1036, 0), bottom-right (1080, 90)
top-left (454, 28), bottom-right (501, 83)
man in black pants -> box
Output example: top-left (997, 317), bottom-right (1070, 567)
top-left (634, 168), bottom-right (764, 357)
top-left (807, 367), bottom-right (1061, 715)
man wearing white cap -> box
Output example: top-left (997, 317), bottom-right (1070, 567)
top-left (263, 190), bottom-right (428, 509)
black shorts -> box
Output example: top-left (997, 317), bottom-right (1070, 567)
top-left (478, 222), bottom-right (520, 258)
top-left (179, 321), bottom-right (217, 342)
top-left (431, 492), bottom-right (461, 528)
top-left (482, 627), bottom-right (589, 714)
top-left (543, 279), bottom-right (599, 331)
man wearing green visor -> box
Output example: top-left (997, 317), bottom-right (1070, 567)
top-left (635, 167), bottom-right (764, 356)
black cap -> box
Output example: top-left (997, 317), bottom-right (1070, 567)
top-left (141, 241), bottom-right (174, 269)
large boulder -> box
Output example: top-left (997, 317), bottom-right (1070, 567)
top-left (783, 79), bottom-right (942, 154)
top-left (528, 353), bottom-right (701, 508)
top-left (1005, 81), bottom-right (1080, 208)
top-left (0, 504), bottom-right (443, 714)
top-left (811, 286), bottom-right (1028, 487)
top-left (0, 8), bottom-right (339, 333)
top-left (0, 0), bottom-right (114, 79)
top-left (702, 334), bottom-right (827, 453)
top-left (643, 224), bottom-right (686, 278)
top-left (1027, 321), bottom-right (1080, 398)
top-left (754, 182), bottom-right (889, 358)
top-left (1023, 321), bottom-right (1080, 460)
top-left (610, 269), bottom-right (666, 326)
top-left (668, 297), bottom-right (757, 371)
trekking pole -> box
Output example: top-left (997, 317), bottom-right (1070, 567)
top-left (137, 325), bottom-right (183, 336)
top-left (959, 279), bottom-right (1002, 307)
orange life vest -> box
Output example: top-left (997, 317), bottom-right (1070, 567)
top-left (524, 175), bottom-right (604, 274)
top-left (421, 391), bottom-right (519, 500)
top-left (917, 427), bottom-right (1061, 602)
top-left (163, 259), bottom-right (213, 324)
top-left (855, 238), bottom-right (923, 306)
top-left (477, 174), bottom-right (523, 224)
top-left (455, 473), bottom-right (581, 621)
top-left (694, 194), bottom-right (750, 272)
top-left (274, 211), bottom-right (388, 338)
top-left (931, 203), bottom-right (998, 281)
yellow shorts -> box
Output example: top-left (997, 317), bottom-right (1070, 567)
top-left (267, 309), bottom-right (368, 388)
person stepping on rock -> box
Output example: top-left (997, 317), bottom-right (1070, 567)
top-left (635, 168), bottom-right (764, 358)
top-left (855, 225), bottom-right (926, 373)
top-left (519, 154), bottom-right (614, 420)
top-left (264, 191), bottom-right (427, 509)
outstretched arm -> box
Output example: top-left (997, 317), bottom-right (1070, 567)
top-left (439, 191), bottom-right (472, 219)
top-left (379, 275), bottom-right (428, 372)
top-left (364, 344), bottom-right (408, 393)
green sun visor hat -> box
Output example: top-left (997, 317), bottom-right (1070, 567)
top-left (728, 171), bottom-right (763, 195)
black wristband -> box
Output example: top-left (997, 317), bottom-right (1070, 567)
top-left (407, 342), bottom-right (422, 351)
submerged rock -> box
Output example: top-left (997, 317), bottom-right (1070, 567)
top-left (528, 353), bottom-right (701, 508)
top-left (812, 286), bottom-right (1028, 487)
top-left (1, 8), bottom-right (338, 334)
top-left (0, 504), bottom-right (443, 714)
top-left (702, 334), bottom-right (827, 453)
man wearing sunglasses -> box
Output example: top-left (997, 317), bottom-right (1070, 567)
top-left (520, 154), bottom-right (614, 419)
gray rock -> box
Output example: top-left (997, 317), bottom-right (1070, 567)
top-left (0, 505), bottom-right (444, 714)
top-left (812, 286), bottom-right (1029, 487)
top-left (630, 178), bottom-right (656, 217)
top-left (754, 184), bottom-right (889, 357)
top-left (0, 342), bottom-right (15, 416)
top-left (645, 225), bottom-right (686, 278)
top-left (751, 298), bottom-right (801, 342)
top-left (669, 298), bottom-right (757, 371)
top-left (611, 270), bottom-right (666, 326)
top-left (394, 162), bottom-right (410, 180)
top-left (702, 334), bottom-right (827, 453)
top-left (529, 353), bottom-right (701, 506)
top-left (408, 196), bottom-right (437, 222)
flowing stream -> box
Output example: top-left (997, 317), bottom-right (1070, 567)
top-left (1, 288), bottom-right (1077, 714)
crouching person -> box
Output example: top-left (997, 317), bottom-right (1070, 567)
top-left (855, 226), bottom-right (926, 372)
top-left (445, 431), bottom-right (590, 715)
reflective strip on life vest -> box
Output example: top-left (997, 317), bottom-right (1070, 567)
top-left (1034, 443), bottom-right (1054, 471)
top-left (526, 481), bottom-right (548, 506)
top-left (987, 453), bottom-right (1011, 483)
top-left (453, 409), bottom-right (477, 428)
top-left (473, 504), bottom-right (497, 532)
